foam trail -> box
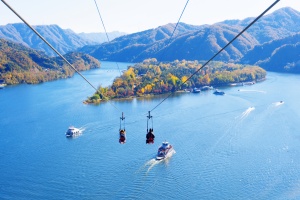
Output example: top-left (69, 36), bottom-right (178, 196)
top-left (238, 89), bottom-right (266, 93)
top-left (272, 101), bottom-right (284, 107)
top-left (144, 149), bottom-right (176, 173)
top-left (238, 107), bottom-right (255, 119)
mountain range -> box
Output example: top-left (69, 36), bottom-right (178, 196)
top-left (77, 7), bottom-right (300, 73)
top-left (0, 23), bottom-right (125, 56)
top-left (0, 7), bottom-right (300, 73)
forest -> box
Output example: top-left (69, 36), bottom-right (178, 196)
top-left (0, 38), bottom-right (100, 85)
top-left (86, 58), bottom-right (266, 103)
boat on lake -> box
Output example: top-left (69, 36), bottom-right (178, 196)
top-left (0, 80), bottom-right (6, 89)
top-left (201, 86), bottom-right (213, 91)
top-left (156, 141), bottom-right (173, 160)
top-left (213, 89), bottom-right (225, 95)
top-left (192, 87), bottom-right (201, 93)
top-left (66, 126), bottom-right (82, 137)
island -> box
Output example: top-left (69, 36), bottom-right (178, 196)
top-left (85, 58), bottom-right (266, 104)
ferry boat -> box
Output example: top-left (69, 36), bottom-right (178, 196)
top-left (156, 141), bottom-right (173, 160)
top-left (66, 126), bottom-right (82, 137)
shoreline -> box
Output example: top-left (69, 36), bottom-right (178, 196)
top-left (84, 78), bottom-right (265, 104)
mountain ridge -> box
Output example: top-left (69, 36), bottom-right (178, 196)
top-left (78, 7), bottom-right (300, 64)
top-left (0, 38), bottom-right (100, 84)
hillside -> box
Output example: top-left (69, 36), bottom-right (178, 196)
top-left (141, 24), bottom-right (258, 62)
top-left (78, 23), bottom-right (204, 61)
top-left (0, 38), bottom-right (100, 84)
top-left (0, 23), bottom-right (97, 56)
top-left (219, 7), bottom-right (300, 44)
top-left (256, 42), bottom-right (300, 73)
top-left (78, 7), bottom-right (300, 63)
top-left (240, 33), bottom-right (300, 73)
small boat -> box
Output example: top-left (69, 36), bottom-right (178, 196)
top-left (201, 86), bottom-right (213, 91)
top-left (66, 126), bottom-right (82, 137)
top-left (213, 89), bottom-right (225, 95)
top-left (156, 141), bottom-right (173, 160)
top-left (192, 87), bottom-right (201, 93)
top-left (0, 81), bottom-right (6, 89)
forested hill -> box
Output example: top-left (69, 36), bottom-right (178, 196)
top-left (219, 7), bottom-right (300, 44)
top-left (78, 23), bottom-right (203, 61)
top-left (0, 39), bottom-right (100, 85)
top-left (0, 23), bottom-right (101, 56)
top-left (78, 7), bottom-right (300, 63)
top-left (240, 33), bottom-right (300, 73)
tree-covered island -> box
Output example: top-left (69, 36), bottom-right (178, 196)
top-left (85, 58), bottom-right (266, 104)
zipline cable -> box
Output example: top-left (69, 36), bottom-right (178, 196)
top-left (163, 0), bottom-right (190, 51)
top-left (131, 0), bottom-right (190, 62)
top-left (1, 0), bottom-right (122, 112)
top-left (93, 0), bottom-right (122, 76)
top-left (150, 0), bottom-right (281, 112)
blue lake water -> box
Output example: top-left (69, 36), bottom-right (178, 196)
top-left (1, 61), bottom-right (300, 199)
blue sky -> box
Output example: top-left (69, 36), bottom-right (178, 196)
top-left (0, 0), bottom-right (299, 33)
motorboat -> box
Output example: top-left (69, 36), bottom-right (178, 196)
top-left (66, 126), bottom-right (82, 137)
top-left (213, 89), bottom-right (225, 95)
top-left (0, 81), bottom-right (6, 89)
top-left (192, 87), bottom-right (201, 93)
top-left (156, 141), bottom-right (173, 160)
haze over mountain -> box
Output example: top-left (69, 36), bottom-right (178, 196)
top-left (218, 7), bottom-right (300, 43)
top-left (78, 31), bottom-right (126, 44)
top-left (0, 23), bottom-right (124, 57)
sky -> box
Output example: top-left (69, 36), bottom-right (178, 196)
top-left (0, 0), bottom-right (300, 34)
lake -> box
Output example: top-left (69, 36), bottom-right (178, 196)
top-left (1, 61), bottom-right (300, 200)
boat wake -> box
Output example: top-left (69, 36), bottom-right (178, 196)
top-left (238, 89), bottom-right (266, 93)
top-left (272, 101), bottom-right (284, 107)
top-left (237, 107), bottom-right (255, 120)
top-left (144, 149), bottom-right (176, 173)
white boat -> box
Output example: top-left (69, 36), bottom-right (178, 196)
top-left (0, 84), bottom-right (6, 89)
top-left (201, 86), bottom-right (213, 91)
top-left (156, 141), bottom-right (173, 160)
top-left (66, 126), bottom-right (82, 137)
